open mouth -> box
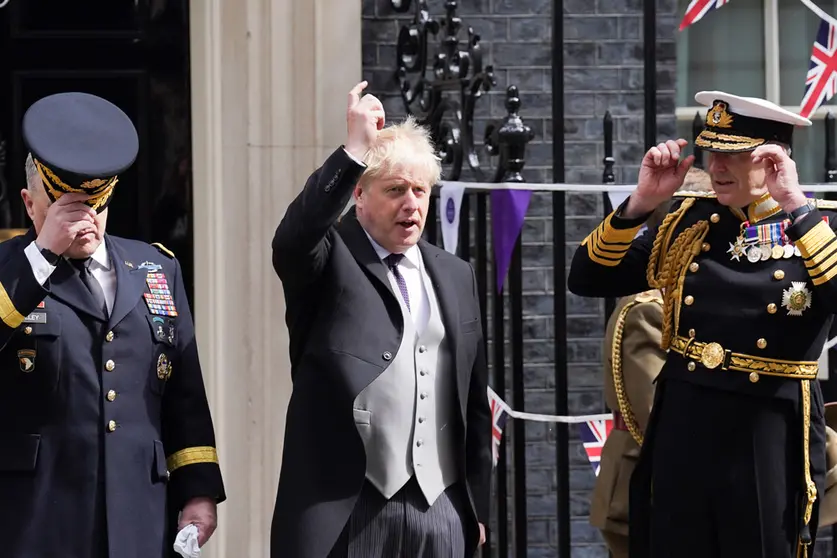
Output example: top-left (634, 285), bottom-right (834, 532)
top-left (398, 219), bottom-right (418, 230)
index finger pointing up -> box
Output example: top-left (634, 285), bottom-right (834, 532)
top-left (348, 81), bottom-right (368, 109)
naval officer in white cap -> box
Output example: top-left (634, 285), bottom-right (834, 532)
top-left (569, 90), bottom-right (837, 557)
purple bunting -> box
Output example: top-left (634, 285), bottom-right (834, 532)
top-left (491, 189), bottom-right (532, 293)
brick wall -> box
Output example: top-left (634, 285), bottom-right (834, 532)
top-left (361, 0), bottom-right (677, 555)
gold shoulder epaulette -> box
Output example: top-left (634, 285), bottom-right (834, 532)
top-left (151, 242), bottom-right (175, 259)
top-left (672, 190), bottom-right (717, 199)
top-left (815, 199), bottom-right (837, 210)
top-left (634, 289), bottom-right (663, 305)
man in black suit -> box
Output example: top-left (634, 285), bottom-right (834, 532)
top-left (270, 81), bottom-right (492, 558)
top-left (0, 91), bottom-right (226, 558)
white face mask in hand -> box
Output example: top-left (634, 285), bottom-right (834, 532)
top-left (173, 524), bottom-right (201, 558)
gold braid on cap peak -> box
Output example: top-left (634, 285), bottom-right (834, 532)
top-left (33, 158), bottom-right (118, 212)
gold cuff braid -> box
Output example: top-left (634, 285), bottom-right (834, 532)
top-left (166, 446), bottom-right (219, 473)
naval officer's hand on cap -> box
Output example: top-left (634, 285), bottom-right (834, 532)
top-left (752, 144), bottom-right (808, 217)
top-left (623, 138), bottom-right (695, 219)
top-left (344, 80), bottom-right (385, 162)
top-left (35, 192), bottom-right (97, 255)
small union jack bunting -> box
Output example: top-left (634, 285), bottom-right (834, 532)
top-left (679, 0), bottom-right (730, 31)
top-left (489, 389), bottom-right (510, 467)
top-left (577, 419), bottom-right (614, 477)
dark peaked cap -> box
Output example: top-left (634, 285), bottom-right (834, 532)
top-left (22, 92), bottom-right (139, 213)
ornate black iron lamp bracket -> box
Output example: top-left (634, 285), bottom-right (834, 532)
top-left (393, 0), bottom-right (496, 181)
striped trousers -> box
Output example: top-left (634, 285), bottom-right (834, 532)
top-left (329, 477), bottom-right (471, 558)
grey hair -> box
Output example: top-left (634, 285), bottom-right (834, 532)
top-left (24, 153), bottom-right (40, 191)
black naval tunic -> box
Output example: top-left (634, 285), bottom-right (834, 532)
top-left (569, 191), bottom-right (834, 558)
top-left (0, 228), bottom-right (225, 558)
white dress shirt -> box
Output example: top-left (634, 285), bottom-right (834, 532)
top-left (24, 239), bottom-right (117, 313)
top-left (364, 231), bottom-right (431, 335)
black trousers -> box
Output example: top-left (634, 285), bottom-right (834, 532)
top-left (630, 378), bottom-right (826, 558)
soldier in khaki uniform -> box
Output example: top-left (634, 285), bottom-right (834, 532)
top-left (590, 168), bottom-right (712, 557)
top-left (819, 403), bottom-right (837, 527)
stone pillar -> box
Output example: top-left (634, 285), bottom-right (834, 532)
top-left (189, 0), bottom-right (361, 555)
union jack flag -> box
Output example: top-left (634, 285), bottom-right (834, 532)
top-left (578, 419), bottom-right (614, 477)
top-left (489, 392), bottom-right (509, 467)
top-left (679, 0), bottom-right (730, 31)
top-left (800, 18), bottom-right (837, 119)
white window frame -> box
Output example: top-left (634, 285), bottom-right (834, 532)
top-left (675, 0), bottom-right (835, 123)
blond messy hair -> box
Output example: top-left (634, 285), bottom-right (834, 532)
top-left (359, 116), bottom-right (442, 189)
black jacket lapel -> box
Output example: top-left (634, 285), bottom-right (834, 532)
top-left (106, 236), bottom-right (148, 329)
top-left (47, 259), bottom-right (108, 322)
top-left (337, 210), bottom-right (397, 301)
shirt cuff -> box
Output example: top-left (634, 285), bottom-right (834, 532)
top-left (342, 146), bottom-right (367, 167)
top-left (24, 241), bottom-right (57, 286)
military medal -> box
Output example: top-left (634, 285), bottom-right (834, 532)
top-left (783, 244), bottom-right (794, 258)
top-left (144, 272), bottom-right (178, 317)
top-left (782, 281), bottom-right (812, 316)
top-left (771, 244), bottom-right (784, 259)
top-left (727, 239), bottom-right (746, 262)
top-left (747, 246), bottom-right (763, 263)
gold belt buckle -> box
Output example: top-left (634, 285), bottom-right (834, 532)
top-left (700, 342), bottom-right (725, 369)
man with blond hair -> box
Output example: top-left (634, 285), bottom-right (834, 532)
top-left (269, 82), bottom-right (491, 558)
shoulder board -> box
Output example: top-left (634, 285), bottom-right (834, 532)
top-left (151, 242), bottom-right (175, 259)
top-left (634, 290), bottom-right (663, 305)
top-left (672, 190), bottom-right (717, 199)
top-left (815, 199), bottom-right (837, 210)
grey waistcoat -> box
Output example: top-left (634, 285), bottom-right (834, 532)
top-left (353, 258), bottom-right (459, 506)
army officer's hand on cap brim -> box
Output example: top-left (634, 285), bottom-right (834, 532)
top-left (35, 192), bottom-right (97, 256)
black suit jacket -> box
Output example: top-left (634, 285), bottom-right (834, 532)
top-left (0, 229), bottom-right (225, 558)
top-left (269, 148), bottom-right (492, 558)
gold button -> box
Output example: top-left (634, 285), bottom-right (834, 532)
top-left (106, 331), bottom-right (114, 342)
top-left (757, 338), bottom-right (767, 349)
top-left (702, 243), bottom-right (711, 252)
top-left (684, 295), bottom-right (694, 306)
top-left (24, 326), bottom-right (32, 335)
top-left (105, 360), bottom-right (115, 372)
top-left (710, 213), bottom-right (720, 223)
top-left (107, 390), bottom-right (117, 402)
top-left (107, 420), bottom-right (117, 432)
top-left (687, 362), bottom-right (696, 372)
top-left (689, 329), bottom-right (696, 338)
top-left (768, 303), bottom-right (777, 314)
top-left (689, 262), bottom-right (699, 273)
top-left (749, 372), bottom-right (760, 383)
top-left (773, 270), bottom-right (785, 281)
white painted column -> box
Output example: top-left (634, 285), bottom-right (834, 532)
top-left (189, 0), bottom-right (361, 556)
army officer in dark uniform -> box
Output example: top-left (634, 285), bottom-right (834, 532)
top-left (0, 92), bottom-right (226, 558)
top-left (569, 91), bottom-right (833, 557)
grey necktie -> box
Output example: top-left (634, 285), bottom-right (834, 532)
top-left (71, 258), bottom-right (108, 317)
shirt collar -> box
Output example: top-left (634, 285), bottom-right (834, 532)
top-left (363, 229), bottom-right (421, 269)
top-left (88, 240), bottom-right (111, 271)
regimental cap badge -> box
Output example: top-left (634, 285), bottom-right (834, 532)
top-left (707, 101), bottom-right (734, 129)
